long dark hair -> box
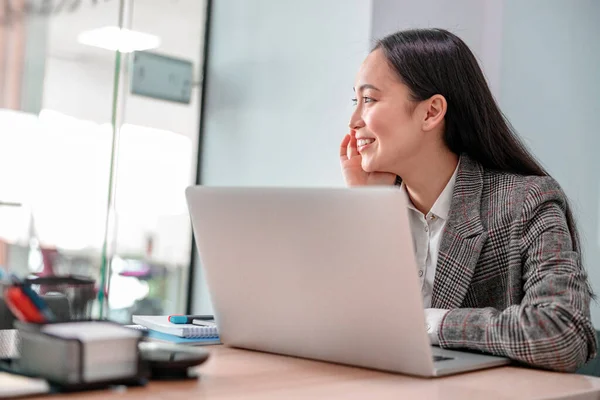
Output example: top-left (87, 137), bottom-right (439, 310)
top-left (375, 29), bottom-right (584, 260)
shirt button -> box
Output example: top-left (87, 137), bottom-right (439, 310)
top-left (426, 324), bottom-right (431, 332)
top-left (424, 226), bottom-right (429, 232)
top-left (418, 270), bottom-right (424, 277)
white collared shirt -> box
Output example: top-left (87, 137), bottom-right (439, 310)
top-left (400, 162), bottom-right (459, 344)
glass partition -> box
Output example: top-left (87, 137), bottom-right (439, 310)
top-left (0, 0), bottom-right (207, 322)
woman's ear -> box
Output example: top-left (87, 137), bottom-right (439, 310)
top-left (422, 94), bottom-right (447, 132)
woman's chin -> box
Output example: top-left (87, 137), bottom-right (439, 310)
top-left (361, 159), bottom-right (378, 173)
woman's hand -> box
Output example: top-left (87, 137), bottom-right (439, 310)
top-left (339, 132), bottom-right (397, 187)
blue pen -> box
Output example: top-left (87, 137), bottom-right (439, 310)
top-left (20, 284), bottom-right (56, 322)
top-left (169, 315), bottom-right (214, 324)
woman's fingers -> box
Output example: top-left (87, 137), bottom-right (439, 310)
top-left (340, 134), bottom-right (351, 159)
top-left (347, 131), bottom-right (359, 159)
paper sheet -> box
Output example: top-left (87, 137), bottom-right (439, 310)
top-left (0, 372), bottom-right (49, 398)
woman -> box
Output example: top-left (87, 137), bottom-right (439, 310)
top-left (340, 28), bottom-right (597, 372)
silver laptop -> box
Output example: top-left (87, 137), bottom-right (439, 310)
top-left (185, 186), bottom-right (509, 377)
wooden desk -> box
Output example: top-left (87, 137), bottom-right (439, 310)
top-left (41, 346), bottom-right (600, 400)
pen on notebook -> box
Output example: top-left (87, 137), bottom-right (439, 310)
top-left (168, 314), bottom-right (214, 324)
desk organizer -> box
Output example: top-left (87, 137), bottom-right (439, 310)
top-left (11, 320), bottom-right (149, 392)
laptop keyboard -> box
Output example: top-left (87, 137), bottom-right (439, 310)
top-left (433, 355), bottom-right (454, 362)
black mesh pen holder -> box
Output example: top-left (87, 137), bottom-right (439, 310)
top-left (24, 275), bottom-right (96, 321)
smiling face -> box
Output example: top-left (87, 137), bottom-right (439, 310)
top-left (349, 49), bottom-right (429, 174)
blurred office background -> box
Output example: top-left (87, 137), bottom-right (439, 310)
top-left (1, 0), bottom-right (599, 325)
top-left (0, 0), bottom-right (205, 322)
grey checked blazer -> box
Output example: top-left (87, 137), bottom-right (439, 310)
top-left (430, 155), bottom-right (597, 372)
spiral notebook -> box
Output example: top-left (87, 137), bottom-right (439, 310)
top-left (131, 315), bottom-right (219, 338)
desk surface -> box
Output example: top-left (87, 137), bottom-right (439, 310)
top-left (41, 346), bottom-right (600, 400)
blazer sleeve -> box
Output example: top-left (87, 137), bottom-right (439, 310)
top-left (437, 177), bottom-right (598, 372)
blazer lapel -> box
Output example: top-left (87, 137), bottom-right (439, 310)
top-left (431, 155), bottom-right (488, 309)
